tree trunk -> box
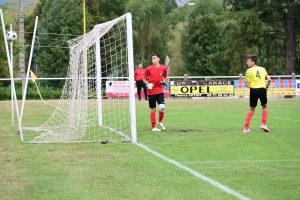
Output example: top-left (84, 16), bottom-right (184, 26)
top-left (285, 0), bottom-right (296, 75)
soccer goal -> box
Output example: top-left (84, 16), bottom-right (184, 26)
top-left (26, 13), bottom-right (136, 144)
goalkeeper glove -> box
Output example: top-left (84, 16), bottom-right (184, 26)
top-left (146, 83), bottom-right (154, 89)
top-left (161, 81), bottom-right (167, 86)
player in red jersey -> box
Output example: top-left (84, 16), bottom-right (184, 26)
top-left (134, 64), bottom-right (148, 100)
top-left (143, 54), bottom-right (168, 132)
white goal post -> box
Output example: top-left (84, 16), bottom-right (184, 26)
top-left (26, 13), bottom-right (137, 144)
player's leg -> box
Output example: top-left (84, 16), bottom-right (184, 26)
top-left (136, 81), bottom-right (142, 100)
top-left (143, 83), bottom-right (148, 100)
top-left (243, 89), bottom-right (257, 132)
top-left (156, 93), bottom-right (166, 130)
top-left (148, 95), bottom-right (160, 132)
top-left (259, 88), bottom-right (270, 132)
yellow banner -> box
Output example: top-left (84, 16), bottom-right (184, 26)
top-left (171, 85), bottom-right (234, 97)
top-left (234, 88), bottom-right (296, 96)
top-left (268, 88), bottom-right (296, 95)
top-left (234, 88), bottom-right (249, 96)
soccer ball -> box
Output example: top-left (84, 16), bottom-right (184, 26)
top-left (6, 31), bottom-right (17, 41)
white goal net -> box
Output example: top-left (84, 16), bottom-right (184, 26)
top-left (26, 13), bottom-right (136, 144)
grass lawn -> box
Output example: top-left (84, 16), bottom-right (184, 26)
top-left (0, 98), bottom-right (299, 200)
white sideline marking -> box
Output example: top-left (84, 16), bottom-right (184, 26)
top-left (271, 117), bottom-right (300, 122)
top-left (183, 159), bottom-right (299, 164)
top-left (136, 143), bottom-right (251, 200)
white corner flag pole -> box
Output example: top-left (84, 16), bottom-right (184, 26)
top-left (20, 16), bottom-right (38, 129)
top-left (0, 9), bottom-right (23, 143)
top-left (10, 24), bottom-right (14, 128)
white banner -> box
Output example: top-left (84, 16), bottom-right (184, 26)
top-left (106, 81), bottom-right (130, 97)
top-left (297, 80), bottom-right (300, 95)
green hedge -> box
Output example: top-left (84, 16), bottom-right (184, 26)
top-left (0, 84), bottom-right (63, 100)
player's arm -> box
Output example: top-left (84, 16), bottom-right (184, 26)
top-left (143, 68), bottom-right (148, 85)
top-left (134, 70), bottom-right (138, 80)
top-left (245, 82), bottom-right (250, 88)
top-left (244, 69), bottom-right (250, 88)
top-left (265, 75), bottom-right (271, 91)
top-left (160, 67), bottom-right (168, 86)
top-left (143, 77), bottom-right (147, 85)
top-left (143, 70), bottom-right (154, 89)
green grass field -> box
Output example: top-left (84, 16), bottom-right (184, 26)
top-left (0, 98), bottom-right (299, 200)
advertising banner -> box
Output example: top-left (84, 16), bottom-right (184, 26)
top-left (170, 80), bottom-right (234, 97)
top-left (234, 79), bottom-right (297, 96)
top-left (106, 81), bottom-right (130, 97)
top-left (297, 80), bottom-right (300, 95)
top-left (106, 81), bottom-right (171, 98)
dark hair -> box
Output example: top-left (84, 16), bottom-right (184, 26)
top-left (247, 54), bottom-right (257, 64)
top-left (151, 54), bottom-right (160, 59)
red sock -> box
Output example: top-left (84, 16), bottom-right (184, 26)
top-left (244, 112), bottom-right (253, 129)
top-left (150, 111), bottom-right (156, 128)
top-left (262, 109), bottom-right (268, 125)
top-left (158, 111), bottom-right (164, 123)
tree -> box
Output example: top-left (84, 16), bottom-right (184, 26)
top-left (223, 0), bottom-right (300, 74)
top-left (24, 0), bottom-right (46, 41)
top-left (125, 0), bottom-right (171, 66)
top-left (166, 5), bottom-right (192, 75)
top-left (35, 0), bottom-right (85, 78)
top-left (24, 0), bottom-right (102, 81)
top-left (22, 0), bottom-right (154, 91)
top-left (98, 0), bottom-right (129, 22)
top-left (0, 26), bottom-right (10, 85)
top-left (0, 4), bottom-right (21, 82)
top-left (210, 10), bottom-right (272, 75)
top-left (165, 0), bottom-right (178, 15)
top-left (181, 0), bottom-right (225, 75)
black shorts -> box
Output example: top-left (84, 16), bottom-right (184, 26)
top-left (249, 88), bottom-right (267, 107)
top-left (148, 93), bottom-right (164, 109)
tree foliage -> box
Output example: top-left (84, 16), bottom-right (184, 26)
top-left (209, 10), bottom-right (271, 75)
top-left (98, 0), bottom-right (129, 22)
top-left (165, 0), bottom-right (178, 15)
top-left (223, 0), bottom-right (300, 74)
top-left (36, 0), bottom-right (87, 78)
top-left (0, 5), bottom-right (21, 85)
top-left (24, 0), bottom-right (100, 81)
top-left (13, 0), bottom-right (299, 81)
top-left (179, 0), bottom-right (300, 75)
top-left (181, 0), bottom-right (225, 75)
top-left (0, 26), bottom-right (9, 83)
top-left (125, 0), bottom-right (171, 66)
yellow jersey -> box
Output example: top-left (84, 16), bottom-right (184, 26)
top-left (244, 65), bottom-right (268, 89)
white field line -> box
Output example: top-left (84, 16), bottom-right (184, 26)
top-left (182, 159), bottom-right (299, 164)
top-left (271, 117), bottom-right (300, 122)
top-left (136, 142), bottom-right (251, 200)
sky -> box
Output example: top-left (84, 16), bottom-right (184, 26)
top-left (176, 0), bottom-right (190, 7)
top-left (0, 0), bottom-right (37, 5)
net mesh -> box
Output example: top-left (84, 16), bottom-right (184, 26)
top-left (26, 14), bottom-right (133, 143)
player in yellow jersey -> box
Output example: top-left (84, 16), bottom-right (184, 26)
top-left (243, 55), bottom-right (272, 133)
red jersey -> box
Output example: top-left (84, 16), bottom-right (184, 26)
top-left (134, 69), bottom-right (146, 81)
top-left (144, 64), bottom-right (168, 95)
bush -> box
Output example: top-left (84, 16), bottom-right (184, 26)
top-left (0, 87), bottom-right (12, 100)
top-left (0, 84), bottom-right (63, 100)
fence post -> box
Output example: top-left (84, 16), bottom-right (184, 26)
top-left (292, 73), bottom-right (296, 98)
top-left (184, 74), bottom-right (188, 81)
top-left (239, 73), bottom-right (243, 80)
top-left (239, 73), bottom-right (243, 98)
